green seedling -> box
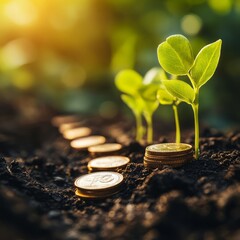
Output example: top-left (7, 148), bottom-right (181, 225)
top-left (157, 35), bottom-right (222, 159)
top-left (143, 67), bottom-right (182, 143)
top-left (115, 69), bottom-right (159, 143)
top-left (121, 94), bottom-right (145, 142)
top-left (115, 70), bottom-right (144, 141)
top-left (157, 85), bottom-right (181, 144)
top-left (140, 67), bottom-right (182, 143)
top-left (140, 82), bottom-right (159, 143)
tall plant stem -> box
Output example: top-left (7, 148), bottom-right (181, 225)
top-left (135, 113), bottom-right (143, 142)
top-left (192, 90), bottom-right (199, 159)
top-left (172, 105), bottom-right (180, 143)
top-left (188, 73), bottom-right (200, 159)
top-left (145, 115), bottom-right (153, 144)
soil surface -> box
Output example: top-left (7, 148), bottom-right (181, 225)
top-left (0, 102), bottom-right (240, 240)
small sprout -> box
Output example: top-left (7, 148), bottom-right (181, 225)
top-left (121, 94), bottom-right (144, 142)
top-left (115, 69), bottom-right (159, 143)
top-left (115, 70), bottom-right (144, 141)
top-left (157, 84), bottom-right (181, 144)
top-left (142, 67), bottom-right (182, 143)
top-left (157, 34), bottom-right (222, 159)
top-left (139, 84), bottom-right (159, 143)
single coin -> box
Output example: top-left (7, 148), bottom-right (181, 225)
top-left (144, 152), bottom-right (193, 161)
top-left (88, 143), bottom-right (122, 154)
top-left (78, 182), bottom-right (123, 195)
top-left (75, 187), bottom-right (122, 199)
top-left (63, 127), bottom-right (91, 140)
top-left (59, 121), bottom-right (85, 133)
top-left (88, 156), bottom-right (130, 171)
top-left (51, 115), bottom-right (81, 127)
top-left (74, 171), bottom-right (123, 191)
top-left (146, 143), bottom-right (192, 155)
top-left (144, 159), bottom-right (191, 169)
top-left (144, 156), bottom-right (192, 165)
top-left (70, 136), bottom-right (106, 150)
top-left (145, 151), bottom-right (193, 159)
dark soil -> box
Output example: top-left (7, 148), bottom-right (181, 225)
top-left (0, 103), bottom-right (240, 240)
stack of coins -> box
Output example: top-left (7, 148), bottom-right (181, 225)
top-left (74, 171), bottom-right (124, 198)
top-left (144, 143), bottom-right (193, 169)
top-left (88, 156), bottom-right (130, 172)
top-left (88, 143), bottom-right (123, 157)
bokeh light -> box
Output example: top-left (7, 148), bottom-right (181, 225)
top-left (181, 14), bottom-right (202, 36)
top-left (4, 0), bottom-right (38, 26)
top-left (0, 38), bottom-right (35, 69)
top-left (0, 0), bottom-right (239, 128)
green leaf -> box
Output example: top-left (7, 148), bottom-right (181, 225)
top-left (143, 100), bottom-right (159, 117)
top-left (139, 84), bottom-right (159, 101)
top-left (143, 67), bottom-right (167, 85)
top-left (190, 39), bottom-right (222, 88)
top-left (121, 94), bottom-right (142, 115)
top-left (157, 88), bottom-right (175, 105)
top-left (115, 70), bottom-right (143, 95)
top-left (157, 35), bottom-right (194, 75)
top-left (163, 80), bottom-right (195, 104)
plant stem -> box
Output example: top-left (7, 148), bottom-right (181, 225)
top-left (135, 113), bottom-right (143, 142)
top-left (188, 73), bottom-right (200, 159)
top-left (172, 105), bottom-right (180, 143)
top-left (145, 115), bottom-right (153, 144)
top-left (192, 99), bottom-right (199, 159)
top-left (187, 73), bottom-right (196, 89)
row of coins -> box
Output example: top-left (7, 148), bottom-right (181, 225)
top-left (52, 115), bottom-right (128, 198)
top-left (144, 143), bottom-right (193, 169)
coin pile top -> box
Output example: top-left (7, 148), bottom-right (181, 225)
top-left (146, 143), bottom-right (192, 155)
top-left (70, 135), bottom-right (106, 150)
top-left (63, 127), bottom-right (92, 140)
top-left (88, 156), bottom-right (130, 172)
top-left (74, 171), bottom-right (124, 198)
top-left (144, 143), bottom-right (193, 169)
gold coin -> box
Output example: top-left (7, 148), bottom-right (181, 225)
top-left (88, 156), bottom-right (130, 171)
top-left (51, 115), bottom-right (81, 127)
top-left (144, 156), bottom-right (192, 165)
top-left (146, 143), bottom-right (192, 155)
top-left (74, 171), bottom-right (123, 191)
top-left (75, 187), bottom-right (122, 199)
top-left (88, 143), bottom-right (122, 154)
top-left (63, 127), bottom-right (91, 140)
top-left (144, 152), bottom-right (193, 161)
top-left (145, 150), bottom-right (193, 159)
top-left (78, 182), bottom-right (123, 195)
top-left (59, 121), bottom-right (85, 133)
top-left (70, 136), bottom-right (106, 150)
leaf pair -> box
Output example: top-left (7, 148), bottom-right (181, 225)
top-left (157, 34), bottom-right (222, 104)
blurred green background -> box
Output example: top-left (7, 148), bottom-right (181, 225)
top-left (0, 0), bottom-right (239, 129)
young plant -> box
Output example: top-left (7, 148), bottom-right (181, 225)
top-left (115, 69), bottom-right (159, 143)
top-left (157, 86), bottom-right (181, 144)
top-left (115, 70), bottom-right (144, 141)
top-left (157, 35), bottom-right (222, 159)
top-left (143, 67), bottom-right (182, 143)
top-left (140, 79), bottom-right (159, 143)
